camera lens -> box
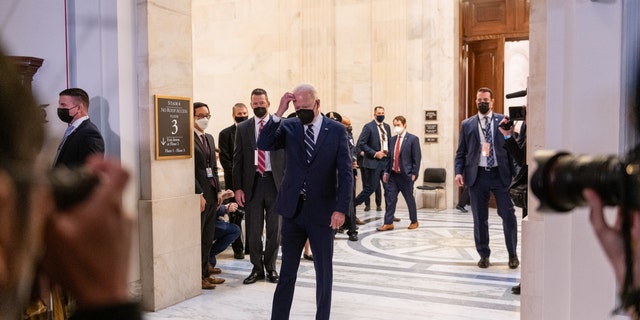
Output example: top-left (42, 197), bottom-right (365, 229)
top-left (531, 150), bottom-right (625, 212)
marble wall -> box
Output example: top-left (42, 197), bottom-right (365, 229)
top-left (192, 0), bottom-right (459, 206)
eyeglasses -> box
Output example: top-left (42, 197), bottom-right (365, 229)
top-left (195, 114), bottom-right (211, 120)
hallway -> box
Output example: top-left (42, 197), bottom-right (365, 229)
top-left (144, 206), bottom-right (522, 319)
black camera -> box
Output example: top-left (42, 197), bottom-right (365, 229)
top-left (48, 166), bottom-right (99, 210)
top-left (530, 149), bottom-right (640, 212)
top-left (499, 106), bottom-right (526, 130)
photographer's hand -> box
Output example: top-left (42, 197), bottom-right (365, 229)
top-left (585, 189), bottom-right (640, 303)
top-left (42, 156), bottom-right (132, 308)
top-left (498, 118), bottom-right (514, 137)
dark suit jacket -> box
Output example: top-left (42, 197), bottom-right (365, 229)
top-left (218, 123), bottom-right (236, 190)
top-left (385, 132), bottom-right (421, 178)
top-left (233, 116), bottom-right (284, 201)
top-left (54, 119), bottom-right (104, 168)
top-left (257, 115), bottom-right (353, 224)
top-left (454, 113), bottom-right (513, 187)
top-left (194, 132), bottom-right (220, 204)
top-left (356, 120), bottom-right (391, 169)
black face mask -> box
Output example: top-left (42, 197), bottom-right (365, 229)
top-left (57, 108), bottom-right (74, 123)
top-left (347, 126), bottom-right (353, 133)
top-left (296, 109), bottom-right (315, 125)
top-left (253, 107), bottom-right (267, 118)
top-left (478, 102), bottom-right (490, 114)
top-left (235, 116), bottom-right (248, 123)
top-left (375, 115), bottom-right (385, 123)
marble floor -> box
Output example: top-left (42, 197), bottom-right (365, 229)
top-left (144, 206), bottom-right (522, 320)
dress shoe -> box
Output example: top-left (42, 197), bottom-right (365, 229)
top-left (348, 232), bottom-right (358, 241)
top-left (407, 222), bottom-right (419, 230)
top-left (364, 205), bottom-right (371, 212)
top-left (477, 257), bottom-right (490, 268)
top-left (243, 272), bottom-right (265, 284)
top-left (266, 270), bottom-right (279, 283)
top-left (234, 252), bottom-right (245, 259)
top-left (355, 218), bottom-right (365, 225)
top-left (376, 206), bottom-right (383, 211)
top-left (456, 205), bottom-right (468, 213)
top-left (303, 253), bottom-right (314, 261)
top-left (376, 224), bottom-right (394, 231)
top-left (508, 255), bottom-right (520, 269)
top-left (393, 217), bottom-right (401, 222)
top-left (202, 279), bottom-right (216, 290)
top-left (206, 276), bottom-right (225, 285)
top-left (512, 283), bottom-right (521, 295)
top-left (207, 264), bottom-right (222, 275)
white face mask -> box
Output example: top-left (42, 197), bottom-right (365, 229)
top-left (394, 126), bottom-right (403, 135)
top-left (196, 118), bottom-right (209, 131)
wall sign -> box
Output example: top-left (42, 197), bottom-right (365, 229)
top-left (425, 124), bottom-right (438, 135)
top-left (155, 95), bottom-right (193, 159)
top-left (424, 137), bottom-right (438, 143)
top-left (425, 110), bottom-right (437, 121)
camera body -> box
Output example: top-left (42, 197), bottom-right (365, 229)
top-left (531, 149), bottom-right (640, 212)
top-left (499, 106), bottom-right (526, 130)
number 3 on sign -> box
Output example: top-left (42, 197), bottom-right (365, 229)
top-left (171, 119), bottom-right (178, 134)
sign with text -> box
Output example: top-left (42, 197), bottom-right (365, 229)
top-left (425, 124), bottom-right (438, 135)
top-left (155, 95), bottom-right (193, 159)
top-left (424, 137), bottom-right (438, 143)
top-left (425, 110), bottom-right (437, 121)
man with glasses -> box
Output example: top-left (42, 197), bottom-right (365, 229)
top-left (193, 102), bottom-right (226, 289)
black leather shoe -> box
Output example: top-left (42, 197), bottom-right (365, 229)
top-left (234, 252), bottom-right (245, 259)
top-left (477, 257), bottom-right (490, 268)
top-left (376, 206), bottom-right (383, 211)
top-left (456, 205), bottom-right (468, 213)
top-left (266, 270), bottom-right (279, 283)
top-left (364, 205), bottom-right (371, 212)
top-left (508, 255), bottom-right (520, 269)
top-left (243, 272), bottom-right (265, 284)
top-left (348, 232), bottom-right (358, 241)
top-left (512, 283), bottom-right (521, 295)
top-left (303, 253), bottom-right (313, 261)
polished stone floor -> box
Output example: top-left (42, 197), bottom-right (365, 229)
top-left (144, 206), bottom-right (522, 320)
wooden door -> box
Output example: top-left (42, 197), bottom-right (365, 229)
top-left (467, 38), bottom-right (505, 116)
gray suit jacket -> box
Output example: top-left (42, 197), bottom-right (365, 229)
top-left (232, 116), bottom-right (284, 202)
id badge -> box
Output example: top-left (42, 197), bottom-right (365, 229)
top-left (206, 167), bottom-right (214, 178)
top-left (482, 142), bottom-right (491, 157)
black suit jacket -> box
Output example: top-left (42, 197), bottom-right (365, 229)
top-left (233, 116), bottom-right (284, 202)
top-left (194, 132), bottom-right (220, 205)
top-left (54, 119), bottom-right (105, 168)
top-left (218, 123), bottom-right (236, 190)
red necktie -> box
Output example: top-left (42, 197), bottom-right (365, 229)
top-left (393, 134), bottom-right (402, 172)
top-left (257, 120), bottom-right (266, 174)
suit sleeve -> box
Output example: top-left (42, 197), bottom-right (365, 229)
top-left (232, 126), bottom-right (244, 192)
top-left (454, 122), bottom-right (468, 176)
top-left (410, 136), bottom-right (422, 177)
top-left (335, 128), bottom-right (354, 215)
top-left (218, 130), bottom-right (232, 172)
top-left (257, 118), bottom-right (285, 151)
top-left (356, 124), bottom-right (375, 158)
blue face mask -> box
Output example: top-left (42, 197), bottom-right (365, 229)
top-left (375, 115), bottom-right (385, 123)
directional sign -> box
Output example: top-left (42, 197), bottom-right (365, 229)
top-left (155, 95), bottom-right (192, 159)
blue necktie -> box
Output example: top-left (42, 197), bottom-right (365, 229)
top-left (304, 124), bottom-right (315, 163)
top-left (485, 116), bottom-right (495, 167)
top-left (54, 125), bottom-right (75, 165)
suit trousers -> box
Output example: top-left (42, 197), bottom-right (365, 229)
top-left (384, 172), bottom-right (418, 224)
top-left (359, 166), bottom-right (381, 207)
top-left (201, 203), bottom-right (217, 278)
top-left (272, 196), bottom-right (335, 320)
top-left (246, 173), bottom-right (281, 274)
top-left (468, 168), bottom-right (518, 258)
top-left (354, 165), bottom-right (385, 207)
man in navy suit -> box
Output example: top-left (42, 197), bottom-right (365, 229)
top-left (354, 107), bottom-right (392, 216)
top-left (258, 84), bottom-right (353, 320)
top-left (377, 115), bottom-right (421, 231)
top-left (454, 87), bottom-right (519, 269)
top-left (53, 88), bottom-right (104, 168)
